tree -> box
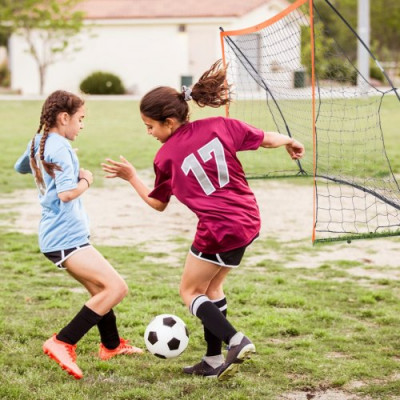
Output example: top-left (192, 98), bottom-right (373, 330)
top-left (292, 0), bottom-right (400, 68)
top-left (313, 0), bottom-right (357, 62)
top-left (370, 0), bottom-right (400, 66)
top-left (0, 0), bottom-right (85, 94)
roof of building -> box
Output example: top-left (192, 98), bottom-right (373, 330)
top-left (77, 0), bottom-right (276, 19)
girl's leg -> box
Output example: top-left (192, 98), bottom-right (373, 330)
top-left (65, 246), bottom-right (128, 315)
top-left (65, 248), bottom-right (123, 349)
top-left (55, 246), bottom-right (128, 346)
top-left (69, 279), bottom-right (121, 350)
top-left (203, 268), bottom-right (230, 358)
top-left (43, 246), bottom-right (138, 379)
top-left (96, 309), bottom-right (120, 349)
top-left (180, 252), bottom-right (255, 380)
top-left (180, 253), bottom-right (228, 306)
top-left (183, 266), bottom-right (230, 376)
top-left (180, 253), bottom-right (236, 345)
top-left (63, 246), bottom-right (142, 358)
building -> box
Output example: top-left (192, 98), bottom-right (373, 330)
top-left (9, 0), bottom-right (290, 95)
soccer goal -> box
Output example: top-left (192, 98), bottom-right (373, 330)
top-left (220, 0), bottom-right (400, 243)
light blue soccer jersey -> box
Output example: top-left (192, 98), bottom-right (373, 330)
top-left (14, 133), bottom-right (90, 253)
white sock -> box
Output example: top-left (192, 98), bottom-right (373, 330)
top-left (203, 354), bottom-right (224, 368)
top-left (229, 332), bottom-right (244, 347)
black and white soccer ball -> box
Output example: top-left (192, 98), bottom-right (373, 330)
top-left (144, 314), bottom-right (189, 359)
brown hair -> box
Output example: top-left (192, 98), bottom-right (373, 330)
top-left (30, 90), bottom-right (84, 189)
top-left (140, 59), bottom-right (231, 124)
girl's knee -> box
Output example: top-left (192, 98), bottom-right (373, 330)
top-left (121, 280), bottom-right (129, 298)
top-left (205, 284), bottom-right (224, 300)
top-left (105, 278), bottom-right (128, 304)
top-left (116, 279), bottom-right (129, 301)
top-left (179, 285), bottom-right (186, 303)
top-left (206, 288), bottom-right (220, 300)
top-left (179, 285), bottom-right (194, 308)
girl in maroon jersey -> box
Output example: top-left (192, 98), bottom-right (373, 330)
top-left (102, 60), bottom-right (304, 380)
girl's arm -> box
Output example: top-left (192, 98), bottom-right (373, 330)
top-left (101, 156), bottom-right (168, 212)
top-left (57, 168), bottom-right (93, 202)
top-left (14, 147), bottom-right (32, 174)
top-left (261, 131), bottom-right (305, 160)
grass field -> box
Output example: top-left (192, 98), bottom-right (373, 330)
top-left (1, 97), bottom-right (400, 399)
top-left (229, 94), bottom-right (400, 179)
top-left (1, 231), bottom-right (400, 399)
top-left (1, 95), bottom-right (399, 192)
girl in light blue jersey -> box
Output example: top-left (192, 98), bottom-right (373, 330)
top-left (15, 90), bottom-right (143, 380)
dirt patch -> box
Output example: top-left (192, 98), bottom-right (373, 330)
top-left (2, 179), bottom-right (399, 399)
top-left (279, 389), bottom-right (372, 400)
top-left (1, 179), bottom-right (399, 276)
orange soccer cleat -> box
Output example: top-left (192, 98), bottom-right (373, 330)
top-left (99, 338), bottom-right (144, 360)
top-left (43, 334), bottom-right (83, 379)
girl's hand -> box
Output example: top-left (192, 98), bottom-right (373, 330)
top-left (79, 168), bottom-right (94, 185)
top-left (101, 156), bottom-right (136, 181)
top-left (285, 140), bottom-right (305, 160)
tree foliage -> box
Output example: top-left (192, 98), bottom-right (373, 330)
top-left (370, 0), bottom-right (400, 63)
top-left (297, 0), bottom-right (399, 83)
top-left (329, 0), bottom-right (400, 62)
top-left (294, 0), bottom-right (400, 64)
top-left (0, 0), bottom-right (85, 94)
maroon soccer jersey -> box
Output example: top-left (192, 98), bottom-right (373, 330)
top-left (148, 116), bottom-right (264, 253)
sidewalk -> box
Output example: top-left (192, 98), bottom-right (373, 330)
top-left (0, 94), bottom-right (141, 101)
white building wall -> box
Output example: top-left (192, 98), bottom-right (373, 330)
top-left (187, 24), bottom-right (225, 84)
top-left (8, 0), bottom-right (290, 95)
top-left (9, 34), bottom-right (39, 94)
top-left (10, 22), bottom-right (190, 95)
top-left (221, 0), bottom-right (299, 92)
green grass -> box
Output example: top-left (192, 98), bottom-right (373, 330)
top-left (1, 231), bottom-right (400, 399)
top-left (1, 97), bottom-right (400, 398)
top-left (0, 99), bottom-right (225, 193)
top-left (230, 95), bottom-right (400, 178)
top-left (2, 95), bottom-right (399, 193)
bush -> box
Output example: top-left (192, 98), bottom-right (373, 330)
top-left (370, 64), bottom-right (385, 83)
top-left (80, 71), bottom-right (125, 95)
top-left (324, 59), bottom-right (355, 84)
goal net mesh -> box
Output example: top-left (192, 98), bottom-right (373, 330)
top-left (220, 0), bottom-right (400, 242)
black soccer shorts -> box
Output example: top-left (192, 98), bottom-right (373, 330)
top-left (43, 243), bottom-right (91, 269)
top-left (190, 234), bottom-right (258, 268)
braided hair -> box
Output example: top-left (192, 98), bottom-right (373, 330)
top-left (140, 59), bottom-right (231, 124)
top-left (30, 90), bottom-right (84, 190)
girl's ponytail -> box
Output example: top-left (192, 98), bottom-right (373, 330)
top-left (29, 90), bottom-right (83, 191)
top-left (29, 132), bottom-right (44, 192)
top-left (29, 123), bottom-right (62, 192)
top-left (140, 60), bottom-right (231, 124)
top-left (39, 128), bottom-right (62, 178)
top-left (191, 59), bottom-right (231, 108)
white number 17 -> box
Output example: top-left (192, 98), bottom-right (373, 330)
top-left (181, 138), bottom-right (230, 195)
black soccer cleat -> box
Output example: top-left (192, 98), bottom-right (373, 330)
top-left (217, 335), bottom-right (256, 381)
top-left (183, 359), bottom-right (223, 378)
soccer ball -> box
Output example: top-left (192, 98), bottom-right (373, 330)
top-left (144, 314), bottom-right (189, 359)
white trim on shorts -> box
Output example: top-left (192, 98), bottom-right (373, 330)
top-left (56, 244), bottom-right (93, 269)
top-left (189, 249), bottom-right (240, 268)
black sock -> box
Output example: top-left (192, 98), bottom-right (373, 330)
top-left (204, 297), bottom-right (227, 356)
top-left (97, 309), bottom-right (120, 350)
top-left (57, 305), bottom-right (103, 345)
top-left (190, 295), bottom-right (236, 345)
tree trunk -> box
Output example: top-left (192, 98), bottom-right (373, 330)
top-left (39, 64), bottom-right (45, 95)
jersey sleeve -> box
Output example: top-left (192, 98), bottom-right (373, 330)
top-left (223, 117), bottom-right (264, 151)
top-left (52, 148), bottom-right (78, 193)
top-left (14, 140), bottom-right (33, 174)
top-left (148, 163), bottom-right (172, 203)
